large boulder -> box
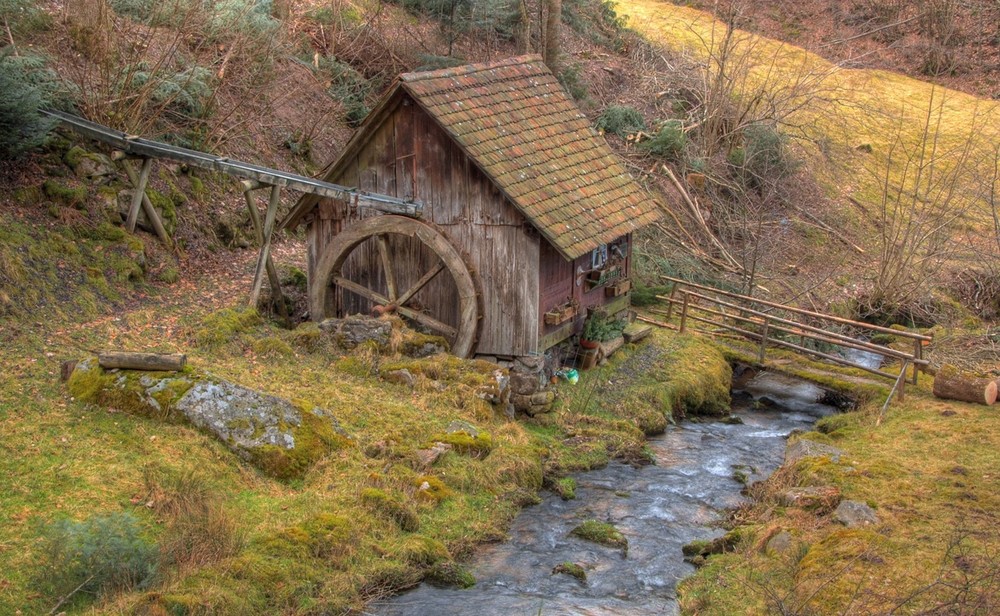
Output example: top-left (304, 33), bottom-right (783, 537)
top-left (67, 358), bottom-right (349, 479)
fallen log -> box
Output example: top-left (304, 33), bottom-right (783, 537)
top-left (98, 352), bottom-right (187, 372)
top-left (932, 364), bottom-right (997, 406)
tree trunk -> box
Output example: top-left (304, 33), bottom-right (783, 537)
top-left (543, 0), bottom-right (561, 72)
top-left (932, 364), bottom-right (997, 405)
top-left (517, 0), bottom-right (531, 55)
top-left (98, 352), bottom-right (187, 372)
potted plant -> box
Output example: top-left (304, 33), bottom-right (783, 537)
top-left (580, 310), bottom-right (625, 348)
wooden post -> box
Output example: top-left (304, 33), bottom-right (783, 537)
top-left (125, 157), bottom-right (153, 233)
top-left (118, 156), bottom-right (171, 247)
top-left (897, 362), bottom-right (905, 402)
top-left (248, 183), bottom-right (282, 308)
top-left (912, 339), bottom-right (921, 385)
top-left (759, 317), bottom-right (770, 363)
top-left (665, 281), bottom-right (678, 320)
top-left (679, 291), bottom-right (689, 334)
top-left (877, 360), bottom-right (909, 426)
top-left (242, 182), bottom-right (288, 322)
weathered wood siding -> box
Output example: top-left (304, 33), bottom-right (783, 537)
top-left (538, 233), bottom-right (632, 349)
top-left (307, 93), bottom-right (540, 356)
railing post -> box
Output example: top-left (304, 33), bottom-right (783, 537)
top-left (897, 361), bottom-right (907, 402)
top-left (679, 291), bottom-right (689, 334)
top-left (759, 317), bottom-right (770, 363)
top-left (665, 281), bottom-right (678, 320)
top-left (912, 339), bottom-right (921, 385)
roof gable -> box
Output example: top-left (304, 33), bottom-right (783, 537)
top-left (398, 55), bottom-right (660, 259)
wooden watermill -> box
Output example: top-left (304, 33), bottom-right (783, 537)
top-left (282, 56), bottom-right (666, 360)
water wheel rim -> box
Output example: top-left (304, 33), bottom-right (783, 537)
top-left (310, 215), bottom-right (479, 357)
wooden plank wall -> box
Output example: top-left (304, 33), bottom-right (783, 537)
top-left (309, 93), bottom-right (540, 356)
top-left (537, 233), bottom-right (632, 349)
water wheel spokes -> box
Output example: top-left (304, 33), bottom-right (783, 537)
top-left (311, 215), bottom-right (479, 357)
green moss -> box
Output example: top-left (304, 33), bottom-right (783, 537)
top-left (424, 561), bottom-right (475, 589)
top-left (570, 520), bottom-right (628, 552)
top-left (13, 185), bottom-right (43, 206)
top-left (290, 322), bottom-right (324, 352)
top-left (869, 333), bottom-right (897, 345)
top-left (146, 189), bottom-right (177, 233)
top-left (250, 337), bottom-right (294, 358)
top-left (193, 307), bottom-right (261, 349)
top-left (63, 145), bottom-right (88, 168)
top-left (66, 360), bottom-right (112, 402)
top-left (283, 266), bottom-right (308, 290)
top-left (148, 377), bottom-right (194, 411)
top-left (80, 221), bottom-right (127, 242)
top-left (553, 477), bottom-right (577, 500)
top-left (429, 430), bottom-right (493, 457)
top-left (414, 475), bottom-right (452, 503)
top-left (251, 407), bottom-right (349, 480)
top-left (42, 179), bottom-right (87, 208)
top-left (599, 334), bottom-right (731, 442)
top-left (360, 488), bottom-right (420, 532)
top-left (552, 561), bottom-right (587, 581)
top-left (187, 174), bottom-right (206, 198)
top-left (157, 266), bottom-right (180, 284)
top-left (814, 413), bottom-right (854, 436)
top-left (394, 534), bottom-right (450, 566)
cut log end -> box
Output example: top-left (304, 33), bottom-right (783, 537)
top-left (932, 364), bottom-right (997, 406)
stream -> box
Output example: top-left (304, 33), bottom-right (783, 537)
top-left (370, 372), bottom-right (840, 616)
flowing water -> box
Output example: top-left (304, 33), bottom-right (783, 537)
top-left (370, 372), bottom-right (839, 616)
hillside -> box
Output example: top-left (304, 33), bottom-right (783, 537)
top-left (2, 0), bottom-right (1000, 613)
top-left (677, 0), bottom-right (1000, 100)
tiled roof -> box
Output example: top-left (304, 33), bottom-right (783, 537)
top-left (398, 55), bottom-right (661, 259)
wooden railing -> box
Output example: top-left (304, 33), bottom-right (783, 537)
top-left (643, 276), bottom-right (932, 401)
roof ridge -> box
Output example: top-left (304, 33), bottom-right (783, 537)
top-left (400, 54), bottom-right (544, 83)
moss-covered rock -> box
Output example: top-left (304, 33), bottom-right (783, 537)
top-left (552, 477), bottom-right (577, 500)
top-left (429, 421), bottom-right (493, 458)
top-left (424, 561), bottom-right (475, 588)
top-left (67, 359), bottom-right (349, 479)
top-left (414, 475), bottom-right (452, 503)
top-left (42, 179), bottom-right (87, 208)
top-left (570, 520), bottom-right (628, 553)
top-left (552, 561), bottom-right (587, 582)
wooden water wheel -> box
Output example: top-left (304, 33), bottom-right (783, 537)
top-left (309, 215), bottom-right (480, 357)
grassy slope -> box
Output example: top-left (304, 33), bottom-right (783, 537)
top-left (617, 0), bottom-right (1000, 243)
top-left (0, 200), bottom-right (732, 613)
top-left (677, 374), bottom-right (1000, 614)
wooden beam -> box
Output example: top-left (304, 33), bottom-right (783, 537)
top-left (43, 109), bottom-right (423, 219)
top-left (98, 351), bottom-right (187, 371)
top-left (333, 275), bottom-right (390, 305)
top-left (243, 183), bottom-right (288, 323)
top-left (125, 157), bottom-right (153, 233)
top-left (248, 183), bottom-right (282, 308)
top-left (119, 157), bottom-right (171, 247)
top-left (376, 235), bottom-right (398, 302)
top-left (396, 305), bottom-right (458, 338)
top-left (395, 262), bottom-right (444, 307)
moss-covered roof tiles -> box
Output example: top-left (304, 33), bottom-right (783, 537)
top-left (398, 55), bottom-right (660, 259)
